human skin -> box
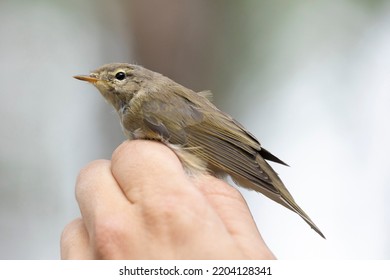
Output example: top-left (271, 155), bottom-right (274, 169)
top-left (60, 140), bottom-right (275, 259)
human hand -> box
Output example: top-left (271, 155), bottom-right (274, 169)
top-left (61, 140), bottom-right (275, 259)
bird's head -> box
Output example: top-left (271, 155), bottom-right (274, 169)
top-left (74, 63), bottom-right (156, 111)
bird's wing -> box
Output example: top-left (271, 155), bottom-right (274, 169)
top-left (139, 88), bottom-right (325, 238)
top-left (140, 90), bottom-right (204, 143)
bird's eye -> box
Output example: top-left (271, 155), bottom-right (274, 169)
top-left (115, 71), bottom-right (126, 80)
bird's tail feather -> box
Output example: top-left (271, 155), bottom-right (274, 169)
top-left (232, 155), bottom-right (325, 239)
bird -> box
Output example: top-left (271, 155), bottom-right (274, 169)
top-left (74, 63), bottom-right (325, 238)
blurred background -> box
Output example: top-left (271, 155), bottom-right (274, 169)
top-left (0, 0), bottom-right (389, 259)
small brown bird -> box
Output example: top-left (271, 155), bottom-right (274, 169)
top-left (74, 63), bottom-right (325, 238)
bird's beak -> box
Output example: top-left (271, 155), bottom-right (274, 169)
top-left (73, 75), bottom-right (99, 83)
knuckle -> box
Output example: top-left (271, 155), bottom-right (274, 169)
top-left (60, 218), bottom-right (83, 246)
top-left (92, 216), bottom-right (129, 258)
top-left (77, 160), bottom-right (109, 182)
top-left (142, 194), bottom-right (206, 230)
top-left (112, 140), bottom-right (180, 169)
top-left (75, 160), bottom-right (110, 200)
top-left (198, 175), bottom-right (245, 201)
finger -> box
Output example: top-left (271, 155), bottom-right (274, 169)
top-left (110, 140), bottom-right (229, 245)
top-left (111, 140), bottom-right (202, 204)
top-left (194, 175), bottom-right (275, 259)
top-left (75, 159), bottom-right (133, 237)
top-left (60, 218), bottom-right (91, 259)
